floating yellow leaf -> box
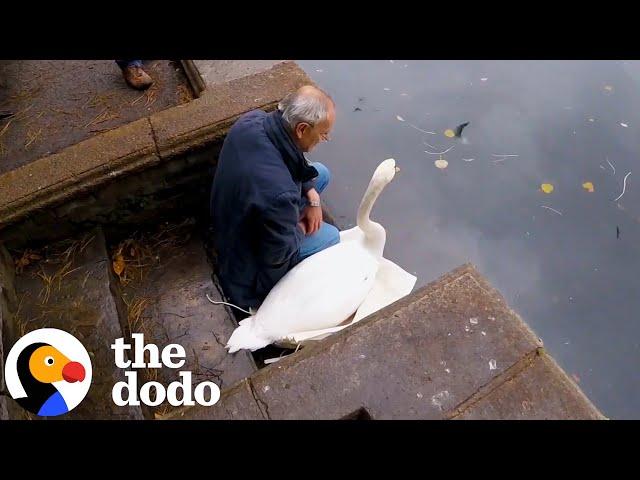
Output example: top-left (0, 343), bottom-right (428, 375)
top-left (444, 129), bottom-right (455, 138)
top-left (113, 254), bottom-right (125, 276)
top-left (582, 181), bottom-right (594, 193)
top-left (541, 183), bottom-right (554, 194)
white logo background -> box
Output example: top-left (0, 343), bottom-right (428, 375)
top-left (5, 328), bottom-right (92, 411)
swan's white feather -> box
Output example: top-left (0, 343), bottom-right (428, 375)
top-left (253, 240), bottom-right (379, 340)
top-left (226, 158), bottom-right (418, 352)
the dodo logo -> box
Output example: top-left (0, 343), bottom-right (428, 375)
top-left (4, 328), bottom-right (92, 416)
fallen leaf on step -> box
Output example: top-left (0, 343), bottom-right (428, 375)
top-left (113, 254), bottom-right (125, 276)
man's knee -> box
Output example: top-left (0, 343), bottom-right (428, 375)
top-left (298, 222), bottom-right (340, 262)
top-left (323, 223), bottom-right (340, 249)
top-left (311, 162), bottom-right (331, 192)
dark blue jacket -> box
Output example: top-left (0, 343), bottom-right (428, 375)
top-left (210, 109), bottom-right (318, 309)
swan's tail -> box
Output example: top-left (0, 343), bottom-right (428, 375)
top-left (226, 316), bottom-right (272, 353)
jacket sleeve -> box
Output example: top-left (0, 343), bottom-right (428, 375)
top-left (255, 190), bottom-right (303, 299)
top-left (301, 178), bottom-right (316, 195)
top-left (301, 161), bottom-right (319, 195)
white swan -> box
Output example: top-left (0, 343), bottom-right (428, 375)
top-left (226, 158), bottom-right (415, 353)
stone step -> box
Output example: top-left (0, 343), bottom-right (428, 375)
top-left (183, 60), bottom-right (287, 96)
top-left (1, 242), bottom-right (33, 419)
top-left (10, 227), bottom-right (144, 419)
top-left (171, 264), bottom-right (605, 420)
top-left (451, 351), bottom-right (604, 419)
top-left (1, 244), bottom-right (13, 395)
top-left (112, 221), bottom-right (256, 418)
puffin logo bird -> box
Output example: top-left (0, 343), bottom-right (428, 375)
top-left (15, 342), bottom-right (86, 416)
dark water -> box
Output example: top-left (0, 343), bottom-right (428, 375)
top-left (297, 60), bottom-right (640, 419)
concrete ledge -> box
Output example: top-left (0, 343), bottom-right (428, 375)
top-left (150, 61), bottom-right (309, 159)
top-left (0, 242), bottom-right (17, 394)
top-left (0, 61), bottom-right (311, 232)
top-left (0, 118), bottom-right (159, 229)
top-left (194, 61), bottom-right (287, 88)
top-left (0, 290), bottom-right (6, 393)
top-left (175, 264), bottom-right (603, 420)
top-left (452, 350), bottom-right (606, 419)
top-left (163, 379), bottom-right (267, 420)
top-left (247, 264), bottom-right (542, 419)
top-left (0, 393), bottom-right (27, 420)
top-left (180, 61), bottom-right (288, 97)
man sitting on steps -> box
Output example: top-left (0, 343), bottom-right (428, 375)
top-left (210, 85), bottom-right (339, 313)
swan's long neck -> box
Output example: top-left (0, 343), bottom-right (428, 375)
top-left (357, 178), bottom-right (387, 258)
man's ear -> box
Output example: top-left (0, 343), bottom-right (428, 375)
top-left (294, 122), bottom-right (310, 139)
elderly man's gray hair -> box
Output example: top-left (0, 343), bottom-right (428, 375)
top-left (278, 86), bottom-right (334, 129)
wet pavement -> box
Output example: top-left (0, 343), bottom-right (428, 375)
top-left (298, 60), bottom-right (640, 419)
top-left (0, 60), bottom-right (193, 175)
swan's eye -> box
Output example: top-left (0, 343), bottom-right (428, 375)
top-left (44, 356), bottom-right (54, 366)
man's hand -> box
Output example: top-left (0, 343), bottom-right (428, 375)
top-left (301, 188), bottom-right (323, 235)
top-left (302, 206), bottom-right (322, 235)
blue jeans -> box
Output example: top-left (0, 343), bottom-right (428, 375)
top-left (298, 162), bottom-right (340, 262)
top-left (116, 60), bottom-right (143, 70)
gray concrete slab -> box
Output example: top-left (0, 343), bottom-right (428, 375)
top-left (248, 264), bottom-right (542, 419)
top-left (115, 223), bottom-right (256, 418)
top-left (0, 242), bottom-right (16, 393)
top-left (180, 264), bottom-right (602, 420)
top-left (190, 60), bottom-right (286, 91)
top-left (0, 60), bottom-right (194, 175)
top-left (166, 379), bottom-right (266, 420)
top-left (11, 227), bottom-right (144, 419)
top-left (0, 396), bottom-right (6, 419)
top-left (453, 351), bottom-right (605, 419)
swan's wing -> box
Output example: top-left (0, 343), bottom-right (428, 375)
top-left (353, 257), bottom-right (417, 322)
top-left (256, 242), bottom-right (378, 336)
top-left (275, 322), bottom-right (353, 347)
top-left (273, 258), bottom-right (417, 348)
top-left (339, 226), bottom-right (364, 243)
